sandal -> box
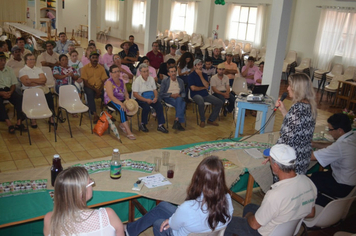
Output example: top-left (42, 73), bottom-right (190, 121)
top-left (15, 124), bottom-right (28, 132)
top-left (8, 125), bottom-right (15, 134)
top-left (31, 120), bottom-right (37, 129)
top-left (126, 134), bottom-right (136, 140)
top-left (119, 124), bottom-right (127, 134)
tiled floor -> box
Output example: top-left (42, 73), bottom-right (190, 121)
top-left (1, 36), bottom-right (351, 235)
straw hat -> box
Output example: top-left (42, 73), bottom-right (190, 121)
top-left (120, 41), bottom-right (132, 49)
top-left (124, 99), bottom-right (139, 116)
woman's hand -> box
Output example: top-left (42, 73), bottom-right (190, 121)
top-left (120, 104), bottom-right (127, 112)
top-left (262, 156), bottom-right (270, 165)
top-left (160, 219), bottom-right (170, 232)
top-left (275, 98), bottom-right (288, 117)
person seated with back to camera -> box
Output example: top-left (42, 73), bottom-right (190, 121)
top-left (132, 63), bottom-right (168, 134)
top-left (37, 40), bottom-right (59, 69)
top-left (210, 63), bottom-right (236, 116)
top-left (125, 155), bottom-right (233, 236)
top-left (43, 166), bottom-right (125, 236)
top-left (225, 144), bottom-right (317, 236)
top-left (159, 65), bottom-right (186, 131)
top-left (104, 65), bottom-right (136, 140)
top-left (202, 57), bottom-right (216, 82)
top-left (310, 113), bottom-right (356, 207)
top-left (157, 58), bottom-right (176, 84)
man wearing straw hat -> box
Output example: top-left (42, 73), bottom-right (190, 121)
top-left (119, 41), bottom-right (137, 73)
top-left (37, 40), bottom-right (59, 69)
top-left (225, 144), bottom-right (317, 236)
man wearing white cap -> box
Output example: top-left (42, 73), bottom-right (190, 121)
top-left (225, 144), bottom-right (317, 236)
top-left (188, 59), bottom-right (223, 128)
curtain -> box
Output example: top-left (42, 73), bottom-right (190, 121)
top-left (0, 0), bottom-right (26, 23)
top-left (132, 0), bottom-right (146, 33)
top-left (313, 8), bottom-right (348, 70)
top-left (253, 4), bottom-right (265, 48)
top-left (342, 11), bottom-right (356, 68)
top-left (225, 3), bottom-right (236, 40)
top-left (105, 0), bottom-right (120, 28)
top-left (170, 1), bottom-right (196, 34)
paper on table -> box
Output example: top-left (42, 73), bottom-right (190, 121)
top-left (244, 148), bottom-right (263, 159)
top-left (139, 173), bottom-right (172, 188)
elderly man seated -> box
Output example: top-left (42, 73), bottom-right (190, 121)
top-left (132, 63), bottom-right (168, 133)
top-left (81, 51), bottom-right (108, 123)
top-left (16, 37), bottom-right (31, 59)
top-left (310, 113), bottom-right (356, 207)
top-left (225, 144), bottom-right (317, 236)
top-left (37, 40), bottom-right (59, 69)
top-left (54, 32), bottom-right (73, 54)
top-left (210, 63), bottom-right (236, 116)
top-left (159, 66), bottom-right (186, 131)
top-left (0, 52), bottom-right (26, 133)
top-left (6, 46), bottom-right (24, 78)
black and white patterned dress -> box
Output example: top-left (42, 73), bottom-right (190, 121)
top-left (276, 102), bottom-right (315, 175)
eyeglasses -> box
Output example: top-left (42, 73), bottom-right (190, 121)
top-left (326, 127), bottom-right (337, 132)
top-left (86, 178), bottom-right (95, 188)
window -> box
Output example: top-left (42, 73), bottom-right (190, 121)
top-left (170, 1), bottom-right (196, 34)
top-left (335, 13), bottom-right (352, 56)
top-left (132, 0), bottom-right (146, 32)
top-left (228, 6), bottom-right (257, 42)
top-left (105, 0), bottom-right (119, 22)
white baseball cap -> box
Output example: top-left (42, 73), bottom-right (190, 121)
top-left (269, 144), bottom-right (296, 166)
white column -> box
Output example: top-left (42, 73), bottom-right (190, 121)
top-left (35, 0), bottom-right (40, 29)
top-left (88, 0), bottom-right (97, 41)
top-left (144, 0), bottom-right (159, 55)
top-left (56, 0), bottom-right (63, 32)
top-left (258, 0), bottom-right (293, 132)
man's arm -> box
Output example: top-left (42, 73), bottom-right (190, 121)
top-left (225, 69), bottom-right (237, 74)
top-left (20, 74), bottom-right (46, 87)
top-left (311, 141), bottom-right (332, 150)
top-left (305, 207), bottom-right (315, 218)
top-left (245, 212), bottom-right (261, 230)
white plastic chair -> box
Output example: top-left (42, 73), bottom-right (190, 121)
top-left (321, 75), bottom-right (346, 103)
top-left (303, 196), bottom-right (356, 228)
top-left (343, 66), bottom-right (356, 81)
top-left (161, 100), bottom-right (187, 129)
top-left (58, 85), bottom-right (92, 138)
top-left (232, 76), bottom-right (248, 95)
top-left (269, 218), bottom-right (303, 236)
top-left (188, 227), bottom-right (226, 236)
top-left (22, 88), bottom-right (56, 145)
top-left (295, 58), bottom-right (311, 76)
top-left (326, 64), bottom-right (343, 81)
top-left (42, 66), bottom-right (55, 89)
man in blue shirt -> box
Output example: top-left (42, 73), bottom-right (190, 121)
top-left (129, 35), bottom-right (140, 58)
top-left (188, 59), bottom-right (223, 128)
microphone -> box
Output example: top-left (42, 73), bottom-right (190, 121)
top-left (274, 92), bottom-right (288, 111)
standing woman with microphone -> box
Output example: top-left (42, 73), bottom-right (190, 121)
top-left (274, 73), bottom-right (317, 180)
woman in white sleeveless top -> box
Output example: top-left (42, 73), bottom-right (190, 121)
top-left (43, 167), bottom-right (125, 236)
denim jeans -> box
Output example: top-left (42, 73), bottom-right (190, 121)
top-left (136, 99), bottom-right (165, 125)
top-left (213, 92), bottom-right (236, 113)
top-left (224, 203), bottom-right (261, 236)
top-left (192, 94), bottom-right (223, 122)
top-left (163, 96), bottom-right (186, 123)
top-left (127, 202), bottom-right (177, 236)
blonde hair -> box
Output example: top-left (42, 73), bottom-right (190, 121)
top-left (85, 46), bottom-right (95, 58)
top-left (288, 73), bottom-right (317, 119)
top-left (50, 167), bottom-right (92, 236)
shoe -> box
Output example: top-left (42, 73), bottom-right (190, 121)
top-left (139, 124), bottom-right (149, 132)
top-left (8, 125), bottom-right (15, 134)
top-left (177, 122), bottom-right (185, 131)
top-left (223, 107), bottom-right (228, 117)
top-left (200, 121), bottom-right (205, 128)
top-left (119, 124), bottom-right (127, 134)
top-left (157, 125), bottom-right (168, 133)
top-left (172, 120), bottom-right (178, 129)
top-left (207, 120), bottom-right (219, 126)
top-left (126, 134), bottom-right (136, 140)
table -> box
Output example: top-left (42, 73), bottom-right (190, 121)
top-left (234, 99), bottom-right (271, 138)
top-left (5, 22), bottom-right (48, 41)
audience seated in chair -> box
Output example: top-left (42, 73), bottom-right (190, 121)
top-left (202, 57), bottom-right (216, 82)
top-left (188, 59), bottom-right (223, 128)
top-left (128, 35), bottom-right (140, 59)
top-left (310, 113), bottom-right (356, 207)
top-left (225, 144), bottom-right (317, 236)
top-left (132, 63), bottom-right (168, 133)
top-left (211, 48), bottom-right (224, 66)
top-left (16, 37), bottom-right (31, 59)
top-left (176, 45), bottom-right (187, 57)
top-left (241, 56), bottom-right (259, 88)
top-left (65, 43), bottom-right (76, 58)
top-left (211, 63), bottom-right (236, 116)
top-left (104, 65), bottom-right (136, 140)
top-left (81, 51), bottom-right (108, 124)
top-left (0, 52), bottom-right (27, 134)
top-left (6, 46), bottom-right (24, 78)
top-left (164, 44), bottom-right (180, 63)
top-left (53, 54), bottom-right (80, 94)
top-left (119, 41), bottom-right (138, 73)
top-left (146, 42), bottom-right (163, 71)
top-left (37, 40), bottom-right (59, 69)
top-left (19, 53), bottom-right (55, 128)
top-left (112, 54), bottom-right (133, 84)
top-left (102, 43), bottom-right (114, 73)
top-left (177, 52), bottom-right (194, 85)
top-left (224, 50), bottom-right (239, 86)
top-left (159, 66), bottom-right (186, 131)
top-left (254, 62), bottom-right (264, 85)
top-left (136, 56), bottom-right (158, 83)
top-left (54, 32), bottom-right (73, 54)
top-left (157, 58), bottom-right (176, 84)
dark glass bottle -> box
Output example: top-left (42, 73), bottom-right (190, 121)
top-left (51, 154), bottom-right (63, 186)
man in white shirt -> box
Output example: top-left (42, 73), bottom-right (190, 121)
top-left (37, 40), bottom-right (59, 69)
top-left (132, 63), bottom-right (168, 133)
top-left (6, 46), bottom-right (24, 78)
top-left (225, 144), bottom-right (317, 236)
top-left (310, 113), bottom-right (356, 206)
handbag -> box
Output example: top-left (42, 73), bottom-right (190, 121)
top-left (93, 111), bottom-right (112, 136)
top-left (141, 91), bottom-right (154, 100)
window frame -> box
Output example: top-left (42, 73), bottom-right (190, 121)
top-left (230, 5), bottom-right (258, 42)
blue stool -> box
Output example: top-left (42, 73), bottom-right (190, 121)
top-left (234, 101), bottom-right (270, 138)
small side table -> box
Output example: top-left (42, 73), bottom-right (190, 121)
top-left (234, 100), bottom-right (270, 138)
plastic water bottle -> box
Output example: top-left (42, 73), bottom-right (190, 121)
top-left (110, 149), bottom-right (121, 179)
top-left (51, 154), bottom-right (63, 186)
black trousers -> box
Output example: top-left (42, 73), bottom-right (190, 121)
top-left (0, 88), bottom-right (23, 121)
